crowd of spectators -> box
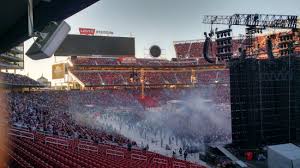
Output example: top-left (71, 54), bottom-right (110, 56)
top-left (72, 71), bottom-right (103, 86)
top-left (197, 70), bottom-right (230, 85)
top-left (72, 70), bottom-right (197, 86)
top-left (72, 57), bottom-right (199, 67)
top-left (99, 72), bottom-right (126, 85)
top-left (7, 85), bottom-right (231, 163)
top-left (72, 57), bottom-right (119, 66)
top-left (161, 72), bottom-right (178, 84)
top-left (5, 62), bottom-right (231, 150)
top-left (72, 69), bottom-right (229, 87)
top-left (213, 85), bottom-right (230, 104)
top-left (0, 72), bottom-right (41, 87)
top-left (144, 72), bottom-right (165, 85)
top-left (8, 91), bottom-right (133, 145)
top-left (8, 86), bottom-right (230, 117)
top-left (175, 72), bottom-right (192, 84)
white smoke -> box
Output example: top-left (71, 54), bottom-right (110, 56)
top-left (67, 87), bottom-right (232, 161)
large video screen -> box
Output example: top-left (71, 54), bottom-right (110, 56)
top-left (54, 35), bottom-right (135, 56)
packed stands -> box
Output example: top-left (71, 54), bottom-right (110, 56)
top-left (7, 89), bottom-right (214, 167)
top-left (144, 72), bottom-right (165, 85)
top-left (8, 91), bottom-right (132, 144)
top-left (175, 72), bottom-right (192, 84)
top-left (8, 86), bottom-right (230, 137)
top-left (69, 57), bottom-right (204, 87)
top-left (72, 57), bottom-right (119, 66)
top-left (5, 66), bottom-right (229, 168)
top-left (5, 55), bottom-right (230, 168)
top-left (100, 72), bottom-right (126, 85)
top-left (71, 70), bottom-right (198, 86)
top-left (71, 57), bottom-right (199, 67)
top-left (137, 96), bottom-right (159, 108)
top-left (0, 72), bottom-right (41, 87)
top-left (70, 69), bottom-right (229, 88)
top-left (197, 70), bottom-right (229, 85)
top-left (161, 72), bottom-right (178, 84)
top-left (68, 56), bottom-right (230, 106)
top-left (72, 71), bottom-right (103, 86)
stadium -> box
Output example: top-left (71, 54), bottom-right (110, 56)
top-left (1, 36), bottom-right (231, 167)
top-left (1, 1), bottom-right (300, 168)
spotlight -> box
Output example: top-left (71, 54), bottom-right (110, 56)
top-left (278, 33), bottom-right (295, 56)
top-left (215, 28), bottom-right (233, 61)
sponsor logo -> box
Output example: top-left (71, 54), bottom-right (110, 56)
top-left (79, 28), bottom-right (96, 35)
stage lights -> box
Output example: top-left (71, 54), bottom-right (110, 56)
top-left (279, 33), bottom-right (295, 56)
top-left (215, 29), bottom-right (233, 61)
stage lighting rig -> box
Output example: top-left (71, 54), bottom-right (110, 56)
top-left (202, 13), bottom-right (299, 60)
top-left (215, 29), bottom-right (233, 61)
top-left (278, 33), bottom-right (295, 56)
top-left (203, 14), bottom-right (298, 29)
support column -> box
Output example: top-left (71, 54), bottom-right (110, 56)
top-left (191, 68), bottom-right (197, 87)
top-left (141, 68), bottom-right (145, 99)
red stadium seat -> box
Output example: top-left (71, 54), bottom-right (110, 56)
top-left (9, 131), bottom-right (206, 168)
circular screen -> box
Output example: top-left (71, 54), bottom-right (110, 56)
top-left (150, 45), bottom-right (161, 58)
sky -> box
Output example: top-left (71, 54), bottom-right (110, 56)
top-left (21, 0), bottom-right (300, 80)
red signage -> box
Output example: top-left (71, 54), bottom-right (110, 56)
top-left (79, 28), bottom-right (95, 36)
top-left (118, 56), bottom-right (137, 64)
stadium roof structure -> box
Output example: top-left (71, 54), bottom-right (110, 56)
top-left (0, 0), bottom-right (100, 54)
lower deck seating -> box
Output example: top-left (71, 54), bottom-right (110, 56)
top-left (9, 129), bottom-right (206, 168)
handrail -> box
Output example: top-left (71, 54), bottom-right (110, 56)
top-left (131, 153), bottom-right (147, 161)
top-left (9, 129), bottom-right (34, 140)
top-left (106, 149), bottom-right (124, 158)
top-left (45, 136), bottom-right (69, 147)
top-left (190, 164), bottom-right (205, 168)
top-left (153, 157), bottom-right (167, 165)
top-left (173, 161), bottom-right (186, 168)
top-left (78, 143), bottom-right (98, 152)
top-left (9, 128), bottom-right (206, 168)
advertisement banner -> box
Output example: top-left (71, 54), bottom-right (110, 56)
top-left (52, 63), bottom-right (65, 79)
top-left (79, 28), bottom-right (96, 36)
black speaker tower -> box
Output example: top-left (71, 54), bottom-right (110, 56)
top-left (230, 55), bottom-right (300, 149)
